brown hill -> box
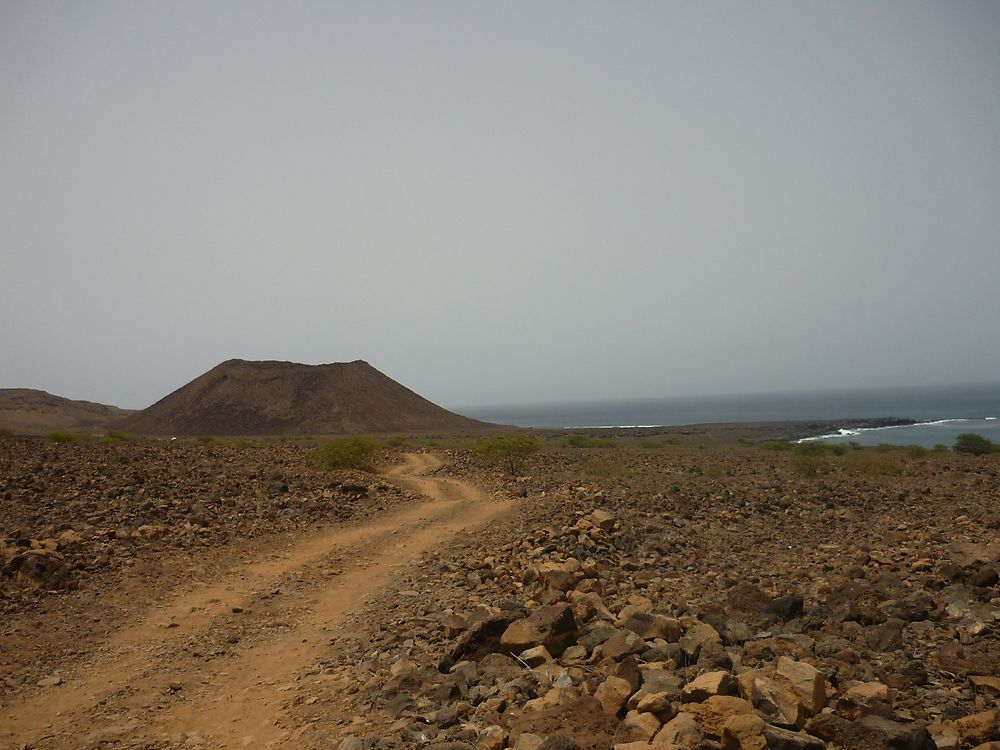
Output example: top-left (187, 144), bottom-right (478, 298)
top-left (0, 389), bottom-right (135, 435)
top-left (115, 359), bottom-right (494, 436)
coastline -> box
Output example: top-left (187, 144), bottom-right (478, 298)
top-left (528, 416), bottom-right (917, 443)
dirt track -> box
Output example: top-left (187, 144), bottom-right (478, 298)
top-left (1, 453), bottom-right (513, 749)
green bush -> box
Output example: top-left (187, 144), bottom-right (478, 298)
top-left (875, 443), bottom-right (895, 453)
top-left (313, 436), bottom-right (381, 471)
top-left (904, 444), bottom-right (929, 458)
top-left (386, 435), bottom-right (408, 448)
top-left (101, 431), bottom-right (131, 443)
top-left (954, 433), bottom-right (996, 455)
top-left (560, 435), bottom-right (616, 448)
top-left (830, 444), bottom-right (848, 455)
top-left (475, 434), bottom-right (542, 474)
top-left (932, 444), bottom-right (949, 453)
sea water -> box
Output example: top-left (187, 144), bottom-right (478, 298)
top-left (455, 383), bottom-right (1000, 448)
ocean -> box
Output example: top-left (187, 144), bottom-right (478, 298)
top-left (456, 382), bottom-right (1000, 448)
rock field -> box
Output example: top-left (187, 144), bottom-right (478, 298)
top-left (1, 437), bottom-right (998, 750)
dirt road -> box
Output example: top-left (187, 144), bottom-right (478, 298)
top-left (1, 453), bottom-right (512, 749)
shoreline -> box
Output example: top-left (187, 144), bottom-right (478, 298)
top-left (528, 416), bottom-right (917, 443)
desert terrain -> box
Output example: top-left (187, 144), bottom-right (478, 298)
top-left (1, 434), bottom-right (998, 750)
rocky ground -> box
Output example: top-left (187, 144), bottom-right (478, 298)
top-left (1, 437), bottom-right (998, 750)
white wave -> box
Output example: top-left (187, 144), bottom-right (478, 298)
top-left (986, 416), bottom-right (997, 421)
top-left (563, 424), bottom-right (667, 429)
top-left (798, 428), bottom-right (861, 443)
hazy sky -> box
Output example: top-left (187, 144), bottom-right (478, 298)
top-left (2, 2), bottom-right (999, 410)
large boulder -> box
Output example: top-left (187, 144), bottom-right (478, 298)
top-left (501, 604), bottom-right (580, 657)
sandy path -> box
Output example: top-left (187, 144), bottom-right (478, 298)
top-left (1, 453), bottom-right (511, 750)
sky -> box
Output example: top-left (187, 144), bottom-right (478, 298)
top-left (2, 1), bottom-right (999, 411)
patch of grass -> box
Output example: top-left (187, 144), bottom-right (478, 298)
top-left (904, 444), bottom-right (929, 458)
top-left (874, 443), bottom-right (896, 453)
top-left (932, 444), bottom-right (949, 453)
top-left (386, 435), bottom-right (408, 448)
top-left (843, 450), bottom-right (903, 476)
top-left (581, 460), bottom-right (626, 479)
top-left (196, 435), bottom-right (216, 444)
top-left (761, 440), bottom-right (791, 451)
top-left (830, 444), bottom-right (848, 455)
top-left (229, 438), bottom-right (255, 448)
top-left (423, 438), bottom-right (441, 448)
top-left (560, 435), bottom-right (616, 448)
top-left (313, 436), bottom-right (381, 471)
top-left (0, 427), bottom-right (12, 439)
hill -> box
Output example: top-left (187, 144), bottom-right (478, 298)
top-left (0, 389), bottom-right (135, 435)
top-left (115, 359), bottom-right (493, 436)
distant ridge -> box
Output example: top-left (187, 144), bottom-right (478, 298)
top-left (115, 359), bottom-right (494, 436)
top-left (0, 389), bottom-right (134, 435)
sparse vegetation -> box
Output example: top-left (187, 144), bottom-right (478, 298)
top-left (761, 440), bottom-right (791, 451)
top-left (581, 460), bottom-right (626, 478)
top-left (100, 431), bottom-right (131, 443)
top-left (197, 435), bottom-right (216, 444)
top-left (0, 427), bottom-right (11, 439)
top-left (904, 444), bottom-right (929, 458)
top-left (637, 437), bottom-right (681, 449)
top-left (792, 441), bottom-right (826, 455)
top-left (44, 431), bottom-right (89, 443)
top-left (313, 436), bottom-right (381, 471)
top-left (386, 435), bottom-right (408, 448)
top-left (792, 454), bottom-right (826, 477)
top-left (953, 432), bottom-right (997, 455)
top-left (560, 435), bottom-right (616, 449)
top-left (475, 433), bottom-right (542, 474)
top-left (843, 450), bottom-right (903, 476)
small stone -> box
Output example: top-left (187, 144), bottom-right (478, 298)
top-left (682, 696), bottom-right (754, 738)
top-left (682, 671), bottom-right (736, 702)
top-left (954, 711), bottom-right (998, 748)
top-left (596, 676), bottom-right (634, 715)
top-left (480, 725), bottom-right (506, 750)
top-left (857, 716), bottom-right (935, 750)
top-left (655, 712), bottom-right (704, 750)
top-left (762, 724), bottom-right (826, 750)
top-left (721, 713), bottom-right (767, 750)
top-left (618, 710), bottom-right (662, 742)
